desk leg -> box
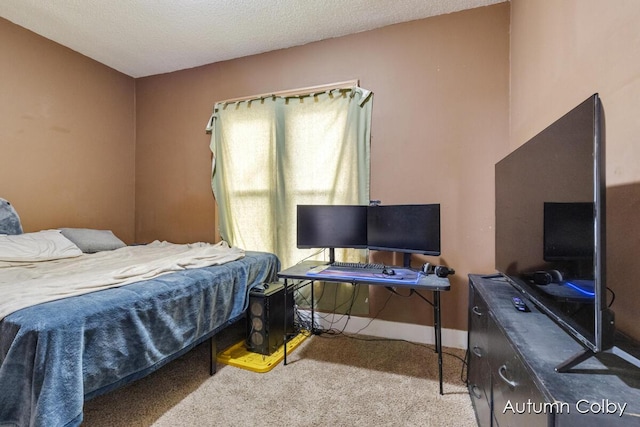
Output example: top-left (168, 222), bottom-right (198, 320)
top-left (434, 290), bottom-right (443, 395)
top-left (284, 279), bottom-right (289, 366)
top-left (311, 280), bottom-right (315, 333)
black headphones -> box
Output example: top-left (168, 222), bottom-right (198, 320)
top-left (421, 263), bottom-right (456, 278)
top-left (526, 269), bottom-right (563, 285)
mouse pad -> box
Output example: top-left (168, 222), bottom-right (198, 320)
top-left (307, 265), bottom-right (420, 284)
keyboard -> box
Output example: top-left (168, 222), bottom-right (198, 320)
top-left (306, 263), bottom-right (420, 284)
top-left (330, 262), bottom-right (386, 273)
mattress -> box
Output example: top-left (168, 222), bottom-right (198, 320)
top-left (0, 250), bottom-right (280, 427)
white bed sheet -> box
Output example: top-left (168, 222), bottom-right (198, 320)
top-left (0, 240), bottom-right (244, 320)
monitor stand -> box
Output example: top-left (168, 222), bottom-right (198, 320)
top-left (328, 248), bottom-right (335, 264)
top-left (403, 253), bottom-right (411, 268)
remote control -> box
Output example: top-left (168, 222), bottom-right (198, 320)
top-left (512, 296), bottom-right (530, 312)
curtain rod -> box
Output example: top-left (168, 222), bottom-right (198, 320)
top-left (216, 79), bottom-right (359, 104)
top-left (206, 79), bottom-right (369, 133)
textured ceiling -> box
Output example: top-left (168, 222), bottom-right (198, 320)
top-left (0, 0), bottom-right (505, 78)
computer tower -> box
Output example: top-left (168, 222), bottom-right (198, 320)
top-left (246, 282), bottom-right (295, 355)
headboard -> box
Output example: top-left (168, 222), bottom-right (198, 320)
top-left (0, 198), bottom-right (23, 235)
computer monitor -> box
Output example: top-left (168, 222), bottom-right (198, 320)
top-left (367, 204), bottom-right (441, 260)
top-left (544, 202), bottom-right (594, 262)
top-left (296, 205), bottom-right (368, 254)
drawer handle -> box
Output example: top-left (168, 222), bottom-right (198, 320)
top-left (472, 345), bottom-right (483, 358)
top-left (470, 384), bottom-right (482, 399)
top-left (472, 306), bottom-right (483, 317)
top-left (498, 364), bottom-right (518, 388)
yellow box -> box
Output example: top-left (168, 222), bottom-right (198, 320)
top-left (216, 331), bottom-right (308, 373)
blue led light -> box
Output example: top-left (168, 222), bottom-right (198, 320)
top-left (564, 281), bottom-right (595, 297)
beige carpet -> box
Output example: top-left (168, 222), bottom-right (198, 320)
top-left (83, 324), bottom-right (476, 426)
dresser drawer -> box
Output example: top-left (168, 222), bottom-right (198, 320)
top-left (468, 353), bottom-right (492, 427)
top-left (469, 284), bottom-right (490, 352)
top-left (489, 315), bottom-right (549, 427)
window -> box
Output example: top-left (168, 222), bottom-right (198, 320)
top-left (208, 86), bottom-right (373, 314)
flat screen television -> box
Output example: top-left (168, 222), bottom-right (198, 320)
top-left (367, 204), bottom-right (441, 265)
top-left (495, 93), bottom-right (615, 371)
top-left (296, 205), bottom-right (368, 263)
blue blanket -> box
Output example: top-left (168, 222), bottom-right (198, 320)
top-left (0, 251), bottom-right (279, 427)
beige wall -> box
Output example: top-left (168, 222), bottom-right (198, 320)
top-left (510, 0), bottom-right (640, 341)
top-left (0, 18), bottom-right (136, 243)
top-left (134, 4), bottom-right (511, 332)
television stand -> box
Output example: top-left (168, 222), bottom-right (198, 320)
top-left (557, 345), bottom-right (640, 373)
top-left (468, 274), bottom-right (640, 426)
top-left (612, 333), bottom-right (640, 369)
top-left (555, 348), bottom-right (597, 372)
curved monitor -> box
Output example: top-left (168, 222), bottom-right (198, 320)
top-left (367, 204), bottom-right (441, 256)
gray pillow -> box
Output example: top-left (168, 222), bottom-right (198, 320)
top-left (59, 228), bottom-right (126, 253)
top-left (0, 198), bottom-right (23, 235)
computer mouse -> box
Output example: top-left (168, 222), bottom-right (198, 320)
top-left (382, 268), bottom-right (395, 276)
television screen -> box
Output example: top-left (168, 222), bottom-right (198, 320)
top-left (296, 205), bottom-right (368, 250)
top-left (367, 204), bottom-right (440, 256)
top-left (495, 94), bottom-right (614, 367)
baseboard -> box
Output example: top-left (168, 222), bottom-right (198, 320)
top-left (297, 309), bottom-right (468, 350)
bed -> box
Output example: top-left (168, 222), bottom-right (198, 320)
top-left (0, 198), bottom-right (280, 427)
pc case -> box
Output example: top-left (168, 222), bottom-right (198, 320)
top-left (246, 282), bottom-right (295, 355)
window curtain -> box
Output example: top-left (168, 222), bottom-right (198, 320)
top-left (207, 87), bottom-right (373, 314)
